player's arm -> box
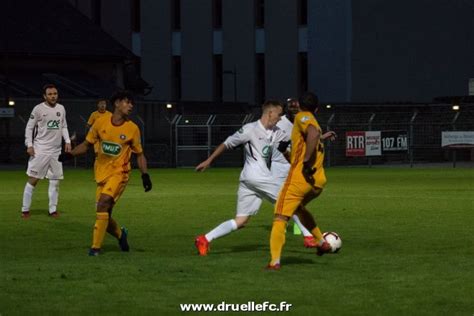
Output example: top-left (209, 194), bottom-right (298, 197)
top-left (25, 108), bottom-right (40, 156)
top-left (137, 152), bottom-right (152, 192)
top-left (322, 131), bottom-right (337, 141)
top-left (58, 140), bottom-right (91, 161)
top-left (62, 111), bottom-right (72, 153)
top-left (195, 143), bottom-right (227, 172)
top-left (302, 125), bottom-right (320, 185)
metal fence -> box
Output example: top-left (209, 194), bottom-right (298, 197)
top-left (1, 98), bottom-right (473, 168)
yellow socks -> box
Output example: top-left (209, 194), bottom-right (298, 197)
top-left (270, 220), bottom-right (287, 265)
top-left (92, 212), bottom-right (109, 249)
top-left (107, 217), bottom-right (122, 239)
top-left (311, 226), bottom-right (324, 243)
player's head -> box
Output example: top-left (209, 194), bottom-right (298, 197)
top-left (110, 90), bottom-right (134, 116)
top-left (42, 84), bottom-right (58, 106)
top-left (298, 92), bottom-right (319, 113)
top-left (261, 100), bottom-right (284, 128)
top-left (96, 98), bottom-right (108, 112)
top-left (286, 97), bottom-right (300, 121)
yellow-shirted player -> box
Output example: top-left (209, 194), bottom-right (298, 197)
top-left (60, 91), bottom-right (152, 256)
top-left (267, 92), bottom-right (333, 270)
top-left (86, 99), bottom-right (112, 165)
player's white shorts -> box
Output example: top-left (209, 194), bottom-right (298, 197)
top-left (236, 179), bottom-right (281, 216)
top-left (26, 153), bottom-right (63, 180)
top-left (271, 161), bottom-right (290, 186)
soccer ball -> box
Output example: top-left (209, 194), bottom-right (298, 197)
top-left (323, 232), bottom-right (342, 253)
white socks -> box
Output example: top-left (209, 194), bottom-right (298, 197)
top-left (205, 219), bottom-right (238, 242)
top-left (48, 180), bottom-right (60, 214)
top-left (22, 183), bottom-right (35, 212)
top-left (292, 214), bottom-right (312, 237)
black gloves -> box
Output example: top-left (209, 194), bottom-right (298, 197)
top-left (141, 173), bottom-right (152, 192)
top-left (302, 161), bottom-right (316, 186)
top-left (277, 141), bottom-right (291, 153)
top-left (58, 152), bottom-right (74, 162)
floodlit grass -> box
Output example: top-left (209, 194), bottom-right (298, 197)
top-left (0, 167), bottom-right (473, 314)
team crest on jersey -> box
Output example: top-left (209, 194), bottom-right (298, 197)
top-left (56, 112), bottom-right (61, 116)
top-left (238, 128), bottom-right (244, 134)
top-left (262, 145), bottom-right (272, 158)
top-left (30, 114), bottom-right (34, 119)
top-left (120, 134), bottom-right (126, 140)
top-left (300, 116), bottom-right (310, 123)
top-left (101, 141), bottom-right (122, 156)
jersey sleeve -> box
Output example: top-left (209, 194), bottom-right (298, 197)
top-left (25, 106), bottom-right (39, 147)
top-left (62, 108), bottom-right (71, 144)
top-left (223, 124), bottom-right (251, 149)
top-left (294, 112), bottom-right (318, 135)
top-left (87, 112), bottom-right (95, 126)
top-left (85, 121), bottom-right (99, 145)
top-left (130, 126), bottom-right (143, 154)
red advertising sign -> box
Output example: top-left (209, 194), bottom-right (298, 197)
top-left (346, 131), bottom-right (365, 156)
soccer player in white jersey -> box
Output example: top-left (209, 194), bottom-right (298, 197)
top-left (194, 100), bottom-right (316, 256)
top-left (21, 84), bottom-right (71, 218)
top-left (272, 98), bottom-right (319, 248)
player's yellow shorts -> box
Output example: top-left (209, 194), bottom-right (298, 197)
top-left (95, 173), bottom-right (129, 203)
top-left (274, 171), bottom-right (325, 218)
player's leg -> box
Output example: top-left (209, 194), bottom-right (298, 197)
top-left (21, 154), bottom-right (48, 217)
top-left (105, 182), bottom-right (130, 253)
top-left (268, 179), bottom-right (307, 269)
top-left (195, 182), bottom-right (261, 256)
top-left (299, 188), bottom-right (331, 255)
top-left (89, 175), bottom-right (127, 255)
top-left (46, 157), bottom-right (64, 217)
top-left (259, 177), bottom-right (316, 245)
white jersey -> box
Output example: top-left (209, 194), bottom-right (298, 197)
top-left (224, 120), bottom-right (288, 182)
top-left (271, 115), bottom-right (292, 180)
top-left (25, 102), bottom-right (70, 155)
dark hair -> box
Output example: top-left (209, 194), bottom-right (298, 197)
top-left (96, 98), bottom-right (108, 105)
top-left (42, 84), bottom-right (57, 94)
top-left (110, 90), bottom-right (134, 106)
top-left (298, 92), bottom-right (319, 112)
top-left (262, 100), bottom-right (284, 113)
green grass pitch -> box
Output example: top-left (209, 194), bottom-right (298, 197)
top-left (1, 167), bottom-right (473, 314)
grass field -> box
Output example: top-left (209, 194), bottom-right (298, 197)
top-left (1, 167), bottom-right (473, 315)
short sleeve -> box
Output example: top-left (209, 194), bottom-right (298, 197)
top-left (130, 126), bottom-right (143, 154)
top-left (85, 122), bottom-right (99, 145)
top-left (87, 112), bottom-right (95, 126)
top-left (223, 125), bottom-right (251, 149)
top-left (294, 112), bottom-right (317, 135)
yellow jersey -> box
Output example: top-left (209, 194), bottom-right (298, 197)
top-left (86, 116), bottom-right (143, 183)
top-left (87, 110), bottom-right (112, 127)
top-left (290, 111), bottom-right (326, 188)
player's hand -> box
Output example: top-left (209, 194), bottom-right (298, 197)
top-left (58, 152), bottom-right (74, 162)
top-left (302, 161), bottom-right (316, 186)
top-left (142, 173), bottom-right (152, 192)
top-left (277, 141), bottom-right (291, 153)
top-left (322, 131), bottom-right (337, 141)
top-left (64, 143), bottom-right (72, 153)
top-left (27, 147), bottom-right (35, 157)
top-left (195, 160), bottom-right (211, 172)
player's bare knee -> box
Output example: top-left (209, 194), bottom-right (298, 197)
top-left (28, 177), bottom-right (39, 186)
top-left (274, 214), bottom-right (289, 222)
top-left (234, 216), bottom-right (250, 228)
top-left (96, 199), bottom-right (113, 212)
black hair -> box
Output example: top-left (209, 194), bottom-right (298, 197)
top-left (96, 98), bottom-right (108, 105)
top-left (298, 92), bottom-right (319, 112)
top-left (42, 84), bottom-right (57, 94)
top-left (110, 90), bottom-right (134, 106)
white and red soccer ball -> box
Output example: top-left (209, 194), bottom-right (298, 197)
top-left (323, 232), bottom-right (342, 253)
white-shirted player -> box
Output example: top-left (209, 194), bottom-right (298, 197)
top-left (194, 100), bottom-right (316, 256)
top-left (271, 98), bottom-right (319, 248)
top-left (21, 84), bottom-right (71, 218)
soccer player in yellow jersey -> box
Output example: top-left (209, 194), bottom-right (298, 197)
top-left (86, 98), bottom-right (112, 156)
top-left (267, 92), bottom-right (332, 270)
top-left (60, 91), bottom-right (152, 256)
